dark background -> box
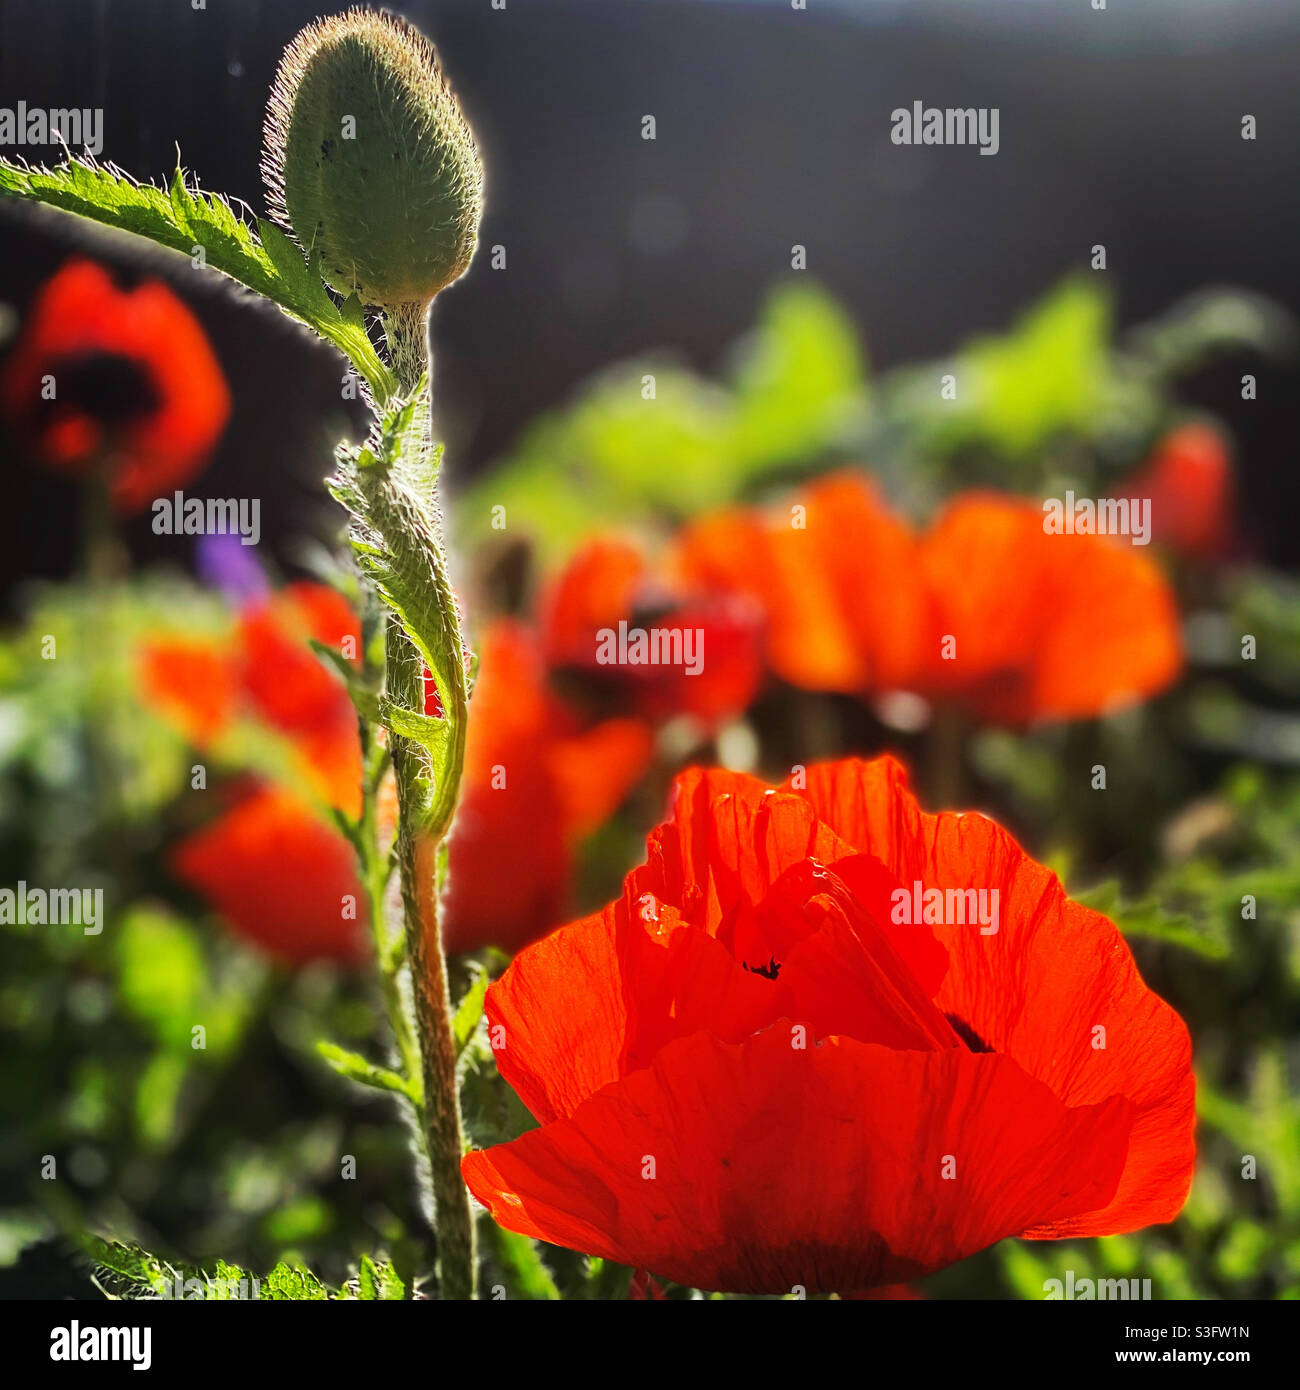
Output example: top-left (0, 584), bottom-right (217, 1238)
top-left (2, 0), bottom-right (1298, 595)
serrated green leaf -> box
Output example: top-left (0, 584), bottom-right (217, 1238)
top-left (261, 1261), bottom-right (332, 1301)
top-left (355, 1254), bottom-right (406, 1301)
top-left (83, 1238), bottom-right (265, 1300)
top-left (0, 155), bottom-right (397, 401)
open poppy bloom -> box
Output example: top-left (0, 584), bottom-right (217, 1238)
top-left (441, 620), bottom-right (653, 955)
top-left (0, 258), bottom-right (229, 512)
top-left (463, 755), bottom-right (1195, 1294)
top-left (540, 537), bottom-right (764, 725)
top-left (677, 472), bottom-right (1183, 726)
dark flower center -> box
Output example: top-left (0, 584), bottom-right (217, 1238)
top-left (42, 350), bottom-right (163, 427)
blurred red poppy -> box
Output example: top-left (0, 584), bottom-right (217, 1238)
top-left (441, 619), bottom-right (652, 955)
top-left (540, 537), bottom-right (763, 724)
top-left (918, 492), bottom-right (1183, 724)
top-left (142, 581), bottom-right (362, 817)
top-left (170, 786), bottom-right (365, 966)
top-left (0, 258), bottom-right (230, 512)
top-left (140, 580), bottom-right (366, 964)
top-left (679, 475), bottom-right (925, 695)
top-left (463, 755), bottom-right (1194, 1294)
top-left (1112, 423), bottom-right (1235, 563)
top-left (677, 471), bottom-right (1182, 725)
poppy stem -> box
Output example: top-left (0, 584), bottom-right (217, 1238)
top-left (386, 615), bottom-right (476, 1301)
top-left (371, 321), bottom-right (477, 1300)
top-left (927, 704), bottom-right (971, 810)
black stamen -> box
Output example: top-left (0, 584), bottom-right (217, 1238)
top-left (742, 955), bottom-right (781, 980)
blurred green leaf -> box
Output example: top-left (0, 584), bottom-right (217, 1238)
top-left (316, 1041), bottom-right (415, 1101)
top-left (455, 281), bottom-right (867, 556)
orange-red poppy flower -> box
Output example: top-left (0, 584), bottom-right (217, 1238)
top-left (916, 493), bottom-right (1183, 724)
top-left (463, 755), bottom-right (1195, 1294)
top-left (442, 620), bottom-right (652, 955)
top-left (140, 581), bottom-right (365, 964)
top-left (0, 258), bottom-right (229, 512)
top-left (540, 537), bottom-right (763, 724)
top-left (141, 581), bottom-right (362, 817)
top-left (679, 474), bottom-right (926, 695)
top-left (677, 472), bottom-right (1182, 725)
top-left (1113, 423), bottom-right (1235, 562)
top-left (170, 786), bottom-right (365, 966)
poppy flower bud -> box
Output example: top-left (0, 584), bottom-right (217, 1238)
top-left (262, 7), bottom-right (483, 309)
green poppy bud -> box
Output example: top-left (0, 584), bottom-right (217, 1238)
top-left (262, 7), bottom-right (483, 309)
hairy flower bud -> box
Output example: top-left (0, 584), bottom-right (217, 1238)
top-left (262, 7), bottom-right (483, 309)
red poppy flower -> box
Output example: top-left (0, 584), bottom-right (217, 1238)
top-left (235, 582), bottom-right (363, 817)
top-left (0, 258), bottom-right (229, 512)
top-left (540, 537), bottom-right (763, 724)
top-left (678, 475), bottom-right (925, 695)
top-left (463, 755), bottom-right (1194, 1294)
top-left (676, 472), bottom-right (1182, 725)
top-left (141, 581), bottom-right (362, 818)
top-left (1113, 423), bottom-right (1235, 562)
top-left (139, 635), bottom-right (239, 746)
top-left (442, 620), bottom-right (652, 955)
top-left (140, 581), bottom-right (365, 965)
top-left (170, 786), bottom-right (366, 965)
top-left (917, 493), bottom-right (1183, 724)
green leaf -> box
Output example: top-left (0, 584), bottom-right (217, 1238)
top-left (454, 281), bottom-right (868, 557)
top-left (1078, 880), bottom-right (1230, 960)
top-left (482, 1225), bottom-right (560, 1301)
top-left (0, 155), bottom-right (397, 402)
top-left (730, 280), bottom-right (867, 471)
top-left (354, 1254), bottom-right (407, 1301)
top-left (453, 968), bottom-right (488, 1055)
top-left (379, 697), bottom-right (450, 752)
top-left (261, 1261), bottom-right (332, 1301)
top-left (315, 1040), bottom-right (416, 1101)
top-left (83, 1238), bottom-right (268, 1300)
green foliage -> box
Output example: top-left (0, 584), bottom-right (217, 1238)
top-left (452, 967), bottom-right (488, 1057)
top-left (458, 274), bottom-right (1293, 562)
top-left (1080, 881), bottom-right (1230, 960)
top-left (315, 1041), bottom-right (417, 1102)
top-left (884, 277), bottom-right (1118, 461)
top-left (456, 281), bottom-right (867, 557)
top-left (480, 1224), bottom-right (561, 1301)
top-left (356, 1253), bottom-right (406, 1301)
top-left (0, 155), bottom-right (397, 401)
top-left (84, 1236), bottom-right (406, 1300)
